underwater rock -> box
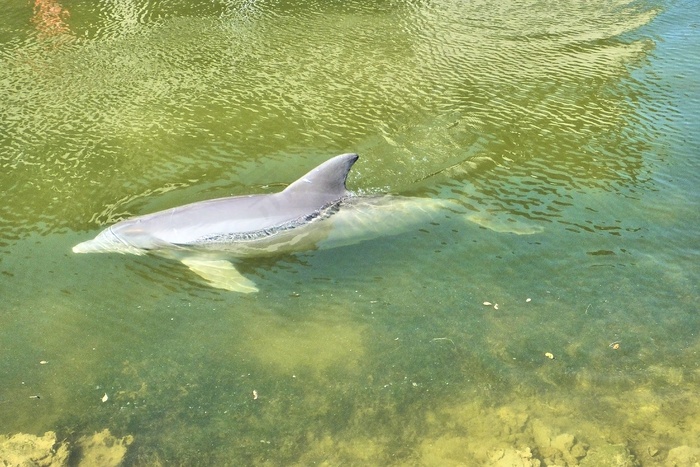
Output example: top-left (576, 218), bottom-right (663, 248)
top-left (579, 443), bottom-right (638, 467)
top-left (488, 447), bottom-right (541, 467)
top-left (665, 445), bottom-right (700, 467)
top-left (0, 429), bottom-right (133, 467)
top-left (75, 429), bottom-right (134, 467)
top-left (0, 431), bottom-right (69, 467)
top-left (529, 420), bottom-right (588, 466)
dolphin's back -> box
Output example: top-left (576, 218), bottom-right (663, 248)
top-left (109, 153), bottom-right (359, 248)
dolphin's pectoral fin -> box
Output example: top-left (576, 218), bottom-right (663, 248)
top-left (181, 258), bottom-right (258, 293)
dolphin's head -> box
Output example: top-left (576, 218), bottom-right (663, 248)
top-left (73, 226), bottom-right (148, 255)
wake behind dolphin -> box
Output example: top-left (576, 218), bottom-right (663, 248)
top-left (73, 153), bottom-right (541, 292)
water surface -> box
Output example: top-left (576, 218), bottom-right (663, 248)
top-left (1, 0), bottom-right (698, 465)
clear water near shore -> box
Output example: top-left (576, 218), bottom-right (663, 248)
top-left (1, 0), bottom-right (698, 465)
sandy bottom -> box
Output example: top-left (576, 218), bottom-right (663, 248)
top-left (4, 386), bottom-right (698, 467)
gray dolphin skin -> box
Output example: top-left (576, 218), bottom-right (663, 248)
top-left (73, 153), bottom-right (450, 292)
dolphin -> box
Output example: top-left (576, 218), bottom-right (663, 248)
top-left (73, 153), bottom-right (542, 292)
top-left (73, 153), bottom-right (449, 292)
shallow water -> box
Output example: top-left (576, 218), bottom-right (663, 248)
top-left (1, 0), bottom-right (698, 465)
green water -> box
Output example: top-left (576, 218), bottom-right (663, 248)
top-left (1, 0), bottom-right (698, 465)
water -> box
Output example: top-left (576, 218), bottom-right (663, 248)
top-left (1, 0), bottom-right (698, 465)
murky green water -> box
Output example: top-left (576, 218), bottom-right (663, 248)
top-left (1, 0), bottom-right (698, 465)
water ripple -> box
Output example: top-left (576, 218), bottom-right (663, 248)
top-left (1, 0), bottom-right (663, 242)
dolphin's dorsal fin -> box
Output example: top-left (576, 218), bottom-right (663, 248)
top-left (282, 153), bottom-right (358, 198)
